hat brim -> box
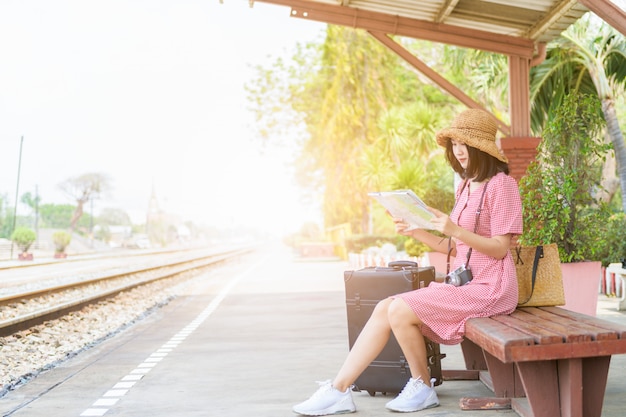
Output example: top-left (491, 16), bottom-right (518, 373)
top-left (436, 128), bottom-right (508, 163)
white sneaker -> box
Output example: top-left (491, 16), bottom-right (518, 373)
top-left (293, 380), bottom-right (356, 416)
top-left (385, 377), bottom-right (439, 412)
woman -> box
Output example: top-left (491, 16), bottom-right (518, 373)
top-left (293, 108), bottom-right (523, 415)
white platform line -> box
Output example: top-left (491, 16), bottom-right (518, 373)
top-left (79, 254), bottom-right (269, 416)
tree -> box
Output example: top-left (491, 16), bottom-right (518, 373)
top-left (20, 191), bottom-right (41, 231)
top-left (248, 27), bottom-right (409, 233)
top-left (39, 203), bottom-right (75, 229)
top-left (359, 101), bottom-right (455, 234)
top-left (248, 28), bottom-right (459, 234)
top-left (530, 14), bottom-right (626, 210)
top-left (20, 191), bottom-right (41, 212)
top-left (440, 46), bottom-right (510, 119)
top-left (0, 193), bottom-right (9, 238)
top-left (58, 172), bottom-right (111, 231)
top-left (434, 15), bottom-right (626, 209)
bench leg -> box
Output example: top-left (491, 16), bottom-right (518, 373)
top-left (581, 356), bottom-right (610, 417)
top-left (458, 347), bottom-right (521, 411)
top-left (515, 356), bottom-right (611, 417)
top-left (483, 350), bottom-right (524, 397)
top-left (461, 338), bottom-right (488, 370)
top-left (442, 339), bottom-right (484, 381)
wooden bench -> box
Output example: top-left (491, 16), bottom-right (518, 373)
top-left (445, 306), bottom-right (626, 417)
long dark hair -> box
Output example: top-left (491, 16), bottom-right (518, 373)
top-left (444, 141), bottom-right (509, 181)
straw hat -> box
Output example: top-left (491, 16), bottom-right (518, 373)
top-left (436, 109), bottom-right (508, 163)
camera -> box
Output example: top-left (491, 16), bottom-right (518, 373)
top-left (445, 265), bottom-right (473, 286)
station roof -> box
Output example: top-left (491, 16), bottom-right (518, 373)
top-left (253, 0), bottom-right (626, 138)
top-left (256, 0), bottom-right (626, 57)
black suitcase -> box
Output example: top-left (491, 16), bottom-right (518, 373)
top-left (344, 260), bottom-right (445, 396)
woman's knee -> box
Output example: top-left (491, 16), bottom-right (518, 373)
top-left (371, 297), bottom-right (392, 318)
top-left (387, 298), bottom-right (421, 327)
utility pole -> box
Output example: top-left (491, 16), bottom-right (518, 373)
top-left (10, 136), bottom-right (24, 260)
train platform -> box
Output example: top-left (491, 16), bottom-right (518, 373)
top-left (0, 243), bottom-right (625, 416)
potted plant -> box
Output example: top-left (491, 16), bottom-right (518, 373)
top-left (11, 226), bottom-right (37, 261)
top-left (518, 92), bottom-right (612, 315)
top-left (52, 230), bottom-right (72, 259)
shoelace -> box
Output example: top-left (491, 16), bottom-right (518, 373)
top-left (310, 380), bottom-right (352, 398)
top-left (397, 377), bottom-right (429, 398)
top-left (310, 380), bottom-right (333, 399)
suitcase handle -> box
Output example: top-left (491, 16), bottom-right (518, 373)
top-left (388, 260), bottom-right (418, 269)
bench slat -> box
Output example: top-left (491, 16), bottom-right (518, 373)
top-left (491, 314), bottom-right (563, 344)
top-left (539, 306), bottom-right (626, 338)
top-left (523, 307), bottom-right (618, 341)
top-left (464, 318), bottom-right (533, 363)
top-left (465, 307), bottom-right (626, 363)
top-left (510, 309), bottom-right (593, 343)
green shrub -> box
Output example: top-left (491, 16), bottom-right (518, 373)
top-left (595, 213), bottom-right (626, 267)
top-left (11, 227), bottom-right (36, 253)
top-left (52, 230), bottom-right (72, 253)
top-left (519, 93), bottom-right (612, 262)
top-left (404, 238), bottom-right (429, 258)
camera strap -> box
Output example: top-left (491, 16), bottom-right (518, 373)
top-left (446, 179), bottom-right (490, 274)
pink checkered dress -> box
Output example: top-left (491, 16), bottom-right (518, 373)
top-left (395, 172), bottom-right (523, 345)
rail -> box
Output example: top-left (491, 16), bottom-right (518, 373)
top-left (0, 245), bottom-right (256, 337)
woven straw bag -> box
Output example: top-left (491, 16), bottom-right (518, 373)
top-left (514, 243), bottom-right (565, 307)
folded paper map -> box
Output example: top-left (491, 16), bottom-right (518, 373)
top-left (368, 190), bottom-right (435, 230)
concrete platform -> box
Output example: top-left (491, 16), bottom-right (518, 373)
top-left (0, 243), bottom-right (625, 416)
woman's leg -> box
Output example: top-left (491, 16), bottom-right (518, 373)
top-left (387, 298), bottom-right (431, 386)
top-left (383, 298), bottom-right (439, 412)
top-left (332, 298), bottom-right (393, 391)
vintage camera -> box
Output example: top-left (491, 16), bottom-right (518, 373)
top-left (445, 265), bottom-right (473, 286)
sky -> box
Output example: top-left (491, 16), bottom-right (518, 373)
top-left (0, 0), bottom-right (327, 236)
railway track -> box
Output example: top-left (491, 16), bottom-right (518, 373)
top-left (0, 245), bottom-right (256, 337)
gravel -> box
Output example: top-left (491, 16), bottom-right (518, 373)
top-left (0, 267), bottom-right (205, 397)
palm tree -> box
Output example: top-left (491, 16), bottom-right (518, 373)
top-left (441, 46), bottom-right (510, 119)
top-left (358, 101), bottom-right (454, 234)
top-left (530, 13), bottom-right (626, 211)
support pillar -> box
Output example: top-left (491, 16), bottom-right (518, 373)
top-left (499, 137), bottom-right (540, 182)
top-left (508, 55), bottom-right (531, 137)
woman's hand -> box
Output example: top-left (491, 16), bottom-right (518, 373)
top-left (392, 217), bottom-right (414, 236)
top-left (428, 207), bottom-right (462, 238)
top-left (391, 212), bottom-right (452, 255)
top-left (429, 207), bottom-right (512, 259)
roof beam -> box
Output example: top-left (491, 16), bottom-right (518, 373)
top-left (525, 0), bottom-right (580, 40)
top-left (368, 31), bottom-right (511, 136)
top-left (255, 0), bottom-right (535, 58)
top-left (578, 0), bottom-right (626, 37)
top-left (435, 0), bottom-right (461, 23)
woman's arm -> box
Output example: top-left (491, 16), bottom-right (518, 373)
top-left (394, 218), bottom-right (454, 255)
top-left (451, 228), bottom-right (512, 259)
top-left (428, 208), bottom-right (511, 259)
